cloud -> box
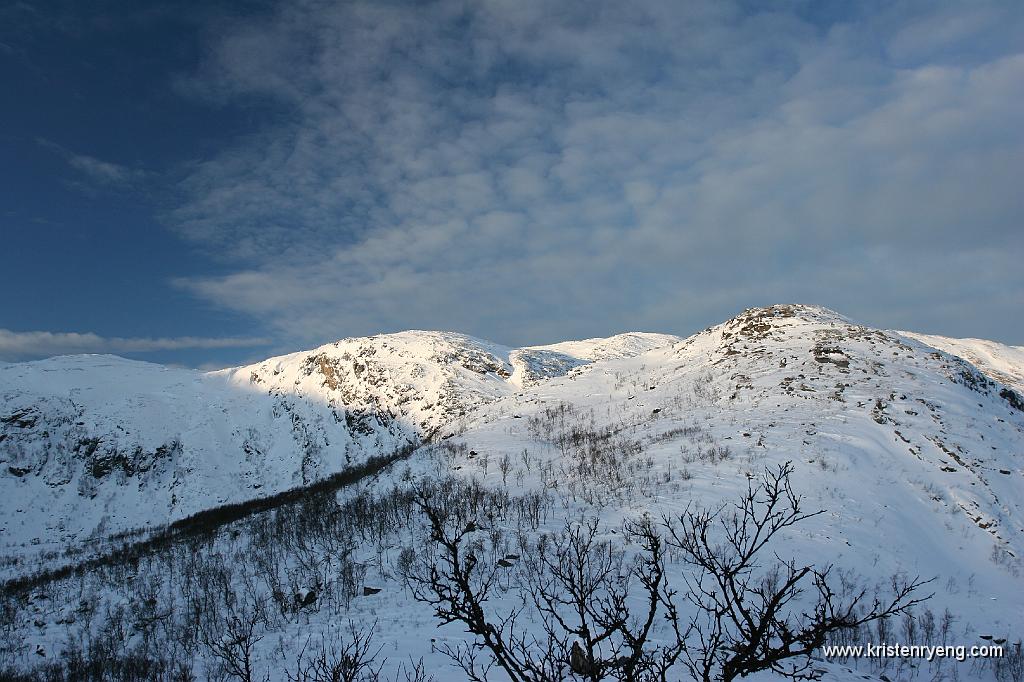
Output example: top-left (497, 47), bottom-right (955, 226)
top-left (37, 138), bottom-right (147, 189)
top-left (168, 0), bottom-right (1024, 346)
top-left (65, 154), bottom-right (141, 186)
top-left (0, 329), bottom-right (271, 362)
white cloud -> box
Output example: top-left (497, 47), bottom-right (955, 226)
top-left (0, 329), bottom-right (271, 362)
top-left (65, 153), bottom-right (139, 186)
top-left (168, 0), bottom-right (1024, 346)
top-left (37, 138), bottom-right (147, 188)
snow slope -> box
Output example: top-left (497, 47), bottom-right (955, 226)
top-left (456, 303), bottom-right (1024, 574)
top-left (2, 304), bottom-right (1022, 681)
top-left (509, 332), bottom-right (680, 387)
top-left (0, 330), bottom-right (676, 562)
top-left (402, 304), bottom-right (1023, 677)
top-left (898, 331), bottom-right (1024, 394)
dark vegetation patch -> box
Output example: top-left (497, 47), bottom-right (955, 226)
top-left (1, 442), bottom-right (420, 596)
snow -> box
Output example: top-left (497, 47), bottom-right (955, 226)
top-left (0, 329), bottom-right (677, 569)
top-left (898, 331), bottom-right (1024, 393)
top-left (509, 332), bottom-right (680, 387)
top-left (1, 304), bottom-right (1022, 680)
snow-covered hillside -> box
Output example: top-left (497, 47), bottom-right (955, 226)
top-left (1, 305), bottom-right (1022, 681)
top-left (452, 304), bottom-right (1024, 598)
top-left (898, 331), bottom-right (1024, 394)
top-left (400, 304), bottom-right (1023, 679)
top-left (509, 332), bottom-right (680, 387)
top-left (0, 330), bottom-right (677, 563)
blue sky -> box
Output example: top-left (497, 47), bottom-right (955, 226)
top-left (1, 0), bottom-right (1022, 367)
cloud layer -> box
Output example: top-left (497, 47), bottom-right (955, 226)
top-left (0, 329), bottom-right (270, 362)
top-left (169, 0), bottom-right (1024, 346)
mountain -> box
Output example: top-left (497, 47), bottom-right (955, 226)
top-left (898, 331), bottom-right (1024, 394)
top-left (509, 332), bottom-right (680, 386)
top-left (433, 304), bottom-right (1024, 675)
top-left (1, 304), bottom-right (1022, 681)
top-left (455, 304), bottom-right (1024, 567)
top-left (0, 330), bottom-right (678, 565)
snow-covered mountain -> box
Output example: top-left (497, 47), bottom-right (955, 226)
top-left (450, 304), bottom-right (1024, 573)
top-left (4, 307), bottom-right (1023, 564)
top-left (509, 332), bottom-right (679, 387)
top-left (0, 330), bottom-right (678, 561)
top-left (413, 304), bottom-right (1021, 682)
top-left (898, 331), bottom-right (1024, 394)
top-left (2, 304), bottom-right (1023, 681)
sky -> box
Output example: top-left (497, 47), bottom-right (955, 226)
top-left (1, 0), bottom-right (1022, 367)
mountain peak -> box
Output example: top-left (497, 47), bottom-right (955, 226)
top-left (728, 303), bottom-right (854, 329)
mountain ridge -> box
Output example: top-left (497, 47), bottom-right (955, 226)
top-left (0, 325), bottom-right (680, 566)
top-left (2, 304), bottom-right (1023, 680)
top-left (2, 304), bottom-right (1021, 574)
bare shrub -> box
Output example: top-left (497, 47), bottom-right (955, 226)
top-left (406, 488), bottom-right (682, 682)
top-left (410, 462), bottom-right (932, 682)
top-left (667, 462), bottom-right (932, 681)
top-left (287, 621), bottom-right (385, 682)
